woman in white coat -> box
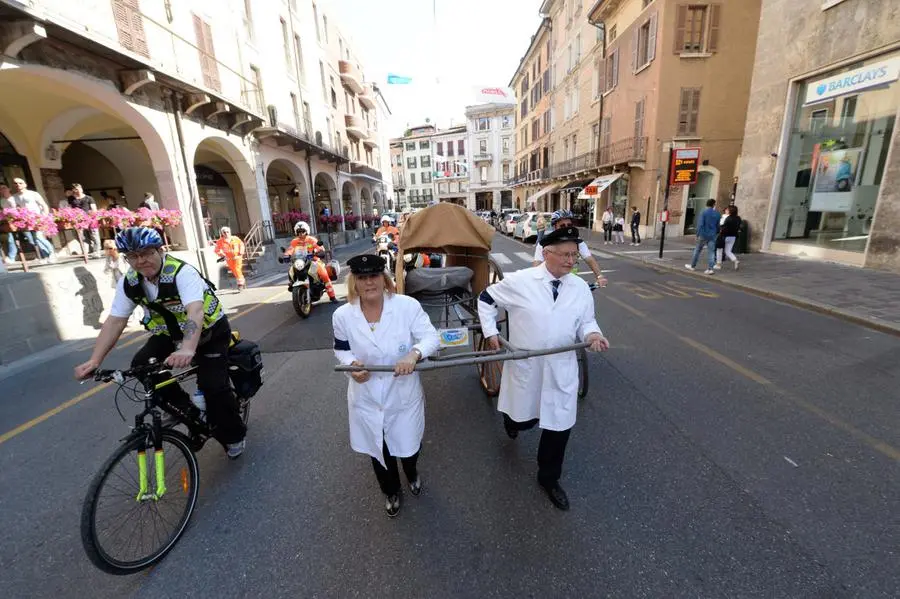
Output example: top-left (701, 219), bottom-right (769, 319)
top-left (332, 254), bottom-right (440, 517)
top-left (478, 227), bottom-right (609, 510)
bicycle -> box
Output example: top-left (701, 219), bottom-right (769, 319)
top-left (80, 341), bottom-right (261, 575)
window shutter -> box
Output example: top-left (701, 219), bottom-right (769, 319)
top-left (647, 12), bottom-right (657, 62)
top-left (708, 4), bottom-right (722, 52)
top-left (678, 88), bottom-right (690, 136)
top-left (113, 1), bottom-right (135, 51)
top-left (674, 4), bottom-right (687, 54)
top-left (613, 47), bottom-right (620, 86)
top-left (112, 0), bottom-right (150, 58)
top-left (597, 59), bottom-right (606, 95)
top-left (634, 99), bottom-right (645, 139)
top-left (631, 28), bottom-right (638, 72)
top-left (689, 88), bottom-right (701, 135)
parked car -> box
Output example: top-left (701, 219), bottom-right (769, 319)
top-left (501, 212), bottom-right (522, 235)
top-left (515, 212), bottom-right (551, 242)
top-left (513, 212), bottom-right (535, 240)
top-left (497, 209), bottom-right (520, 231)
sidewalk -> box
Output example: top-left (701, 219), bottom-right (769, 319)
top-left (581, 228), bottom-right (900, 336)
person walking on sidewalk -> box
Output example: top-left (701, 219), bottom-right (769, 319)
top-left (630, 206), bottom-right (642, 246)
top-left (11, 178), bottom-right (56, 264)
top-left (613, 214), bottom-right (626, 244)
top-left (601, 206), bottom-right (614, 244)
top-left (69, 183), bottom-right (102, 257)
top-left (686, 199), bottom-right (721, 275)
top-left (214, 226), bottom-right (246, 291)
top-left (715, 205), bottom-right (742, 271)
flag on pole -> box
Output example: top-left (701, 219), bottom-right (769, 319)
top-left (387, 74), bottom-right (413, 84)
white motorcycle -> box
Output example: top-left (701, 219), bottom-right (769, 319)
top-left (373, 233), bottom-right (397, 274)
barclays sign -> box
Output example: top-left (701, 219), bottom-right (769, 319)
top-left (804, 56), bottom-right (900, 105)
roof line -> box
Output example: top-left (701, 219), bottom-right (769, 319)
top-left (507, 17), bottom-right (550, 88)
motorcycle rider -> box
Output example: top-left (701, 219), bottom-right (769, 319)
top-left (73, 227), bottom-right (247, 458)
top-left (374, 215), bottom-right (400, 245)
top-left (283, 221), bottom-right (338, 303)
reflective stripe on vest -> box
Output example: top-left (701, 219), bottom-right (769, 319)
top-left (123, 255), bottom-right (223, 339)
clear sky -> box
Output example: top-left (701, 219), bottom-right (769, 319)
top-left (329, 0), bottom-right (543, 137)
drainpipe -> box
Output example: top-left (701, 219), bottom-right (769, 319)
top-left (305, 152), bottom-right (317, 236)
top-left (165, 89), bottom-right (210, 279)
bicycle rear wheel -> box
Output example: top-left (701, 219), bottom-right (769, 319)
top-left (81, 429), bottom-right (200, 575)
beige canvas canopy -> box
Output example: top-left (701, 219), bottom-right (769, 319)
top-left (396, 203), bottom-right (495, 295)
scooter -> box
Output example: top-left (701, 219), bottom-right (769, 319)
top-left (278, 241), bottom-right (340, 318)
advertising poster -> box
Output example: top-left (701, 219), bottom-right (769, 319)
top-left (810, 148), bottom-right (863, 212)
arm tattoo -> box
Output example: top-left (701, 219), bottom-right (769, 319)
top-left (182, 319), bottom-right (199, 340)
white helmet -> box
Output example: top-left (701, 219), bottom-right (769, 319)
top-left (294, 221), bottom-right (310, 235)
top-left (380, 215), bottom-right (390, 224)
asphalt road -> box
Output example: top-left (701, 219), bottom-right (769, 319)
top-left (1, 233), bottom-right (898, 598)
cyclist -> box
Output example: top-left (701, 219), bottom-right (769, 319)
top-left (532, 210), bottom-right (607, 288)
top-left (73, 227), bottom-right (247, 459)
top-left (283, 221), bottom-right (338, 303)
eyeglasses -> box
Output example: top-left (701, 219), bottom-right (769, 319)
top-left (546, 250), bottom-right (579, 261)
top-left (125, 248), bottom-right (159, 264)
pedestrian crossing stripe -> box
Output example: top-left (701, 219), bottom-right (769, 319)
top-left (591, 250), bottom-right (614, 259)
top-left (490, 252), bottom-right (512, 265)
top-left (515, 252), bottom-right (534, 262)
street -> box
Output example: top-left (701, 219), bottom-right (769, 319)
top-left (1, 233), bottom-right (898, 599)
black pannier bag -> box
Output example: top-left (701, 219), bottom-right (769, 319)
top-left (228, 339), bottom-right (264, 398)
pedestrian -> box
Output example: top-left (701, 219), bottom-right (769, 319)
top-left (69, 183), bottom-right (102, 257)
top-left (601, 206), bottom-right (613, 244)
top-left (686, 199), bottom-right (721, 275)
top-left (140, 192), bottom-right (160, 211)
top-left (1, 183), bottom-right (18, 265)
top-left (478, 226), bottom-right (609, 510)
top-left (332, 253), bottom-right (440, 517)
top-left (10, 178), bottom-right (56, 264)
top-left (630, 206), bottom-right (642, 245)
top-left (613, 214), bottom-right (626, 244)
top-left (102, 239), bottom-right (127, 288)
top-left (715, 205), bottom-right (742, 271)
top-left (213, 226), bottom-right (246, 291)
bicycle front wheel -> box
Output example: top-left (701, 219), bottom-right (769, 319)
top-left (81, 429), bottom-right (200, 575)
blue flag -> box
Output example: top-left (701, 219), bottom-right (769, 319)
top-left (387, 74), bottom-right (412, 85)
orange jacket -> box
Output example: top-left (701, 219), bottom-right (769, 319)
top-left (214, 236), bottom-right (244, 260)
top-left (285, 235), bottom-right (321, 257)
top-left (375, 226), bottom-right (400, 243)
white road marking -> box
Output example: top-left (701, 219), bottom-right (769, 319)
top-left (578, 271), bottom-right (616, 277)
top-left (624, 249), bottom-right (690, 254)
top-left (515, 252), bottom-right (534, 262)
top-left (591, 250), bottom-right (614, 259)
top-left (784, 456), bottom-right (799, 468)
top-left (490, 253), bottom-right (512, 265)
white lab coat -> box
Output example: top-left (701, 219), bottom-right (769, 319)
top-left (478, 264), bottom-right (602, 431)
top-left (332, 293), bottom-right (440, 466)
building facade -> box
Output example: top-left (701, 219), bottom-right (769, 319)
top-left (432, 125), bottom-right (469, 206)
top-left (466, 103), bottom-right (516, 211)
top-left (0, 0), bottom-right (390, 277)
top-left (392, 124), bottom-right (436, 210)
top-left (735, 0), bottom-right (900, 273)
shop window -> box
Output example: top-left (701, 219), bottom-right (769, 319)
top-left (772, 54), bottom-right (899, 254)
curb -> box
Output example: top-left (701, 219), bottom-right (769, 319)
top-left (591, 244), bottom-right (900, 338)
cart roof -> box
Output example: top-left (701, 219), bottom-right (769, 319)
top-left (399, 203), bottom-right (494, 253)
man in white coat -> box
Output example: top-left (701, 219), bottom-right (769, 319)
top-left (478, 226), bottom-right (609, 510)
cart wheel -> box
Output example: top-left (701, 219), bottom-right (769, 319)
top-left (577, 347), bottom-right (589, 401)
top-left (475, 334), bottom-right (502, 397)
top-left (488, 257), bottom-right (504, 285)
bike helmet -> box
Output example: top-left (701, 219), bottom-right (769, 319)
top-left (550, 209), bottom-right (575, 226)
top-left (294, 221), bottom-right (310, 235)
top-left (115, 227), bottom-right (163, 252)
top-left (380, 215), bottom-right (391, 224)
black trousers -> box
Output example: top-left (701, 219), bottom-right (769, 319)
top-left (631, 223), bottom-right (641, 243)
top-left (603, 223), bottom-right (612, 241)
top-left (503, 414), bottom-right (572, 487)
top-left (371, 440), bottom-right (420, 496)
top-left (132, 318), bottom-right (246, 445)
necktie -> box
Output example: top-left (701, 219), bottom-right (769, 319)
top-left (551, 279), bottom-right (561, 302)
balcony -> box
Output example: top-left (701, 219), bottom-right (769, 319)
top-left (504, 174), bottom-right (528, 186)
top-left (344, 114), bottom-right (367, 140)
top-left (253, 119), bottom-right (346, 163)
top-left (339, 160), bottom-right (383, 181)
top-left (474, 152), bottom-right (493, 163)
top-left (339, 60), bottom-right (364, 94)
top-left (549, 137), bottom-right (648, 179)
top-left (359, 84), bottom-right (377, 110)
top-left (363, 129), bottom-right (378, 149)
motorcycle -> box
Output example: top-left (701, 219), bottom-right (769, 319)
top-left (278, 241), bottom-right (340, 318)
top-left (373, 233), bottom-right (397, 274)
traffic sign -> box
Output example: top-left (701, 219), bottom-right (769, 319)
top-left (669, 147), bottom-right (701, 186)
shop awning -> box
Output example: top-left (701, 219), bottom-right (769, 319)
top-left (559, 179), bottom-right (594, 192)
top-left (578, 173), bottom-right (624, 199)
top-left (529, 182), bottom-right (564, 204)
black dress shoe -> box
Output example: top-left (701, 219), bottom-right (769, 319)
top-left (503, 415), bottom-right (518, 439)
top-left (541, 483), bottom-right (570, 511)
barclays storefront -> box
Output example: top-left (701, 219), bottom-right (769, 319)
top-left (768, 51), bottom-right (899, 266)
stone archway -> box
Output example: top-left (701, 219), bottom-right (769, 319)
top-left (342, 180), bottom-right (358, 216)
top-left (360, 186), bottom-right (372, 215)
top-left (314, 171), bottom-right (337, 227)
top-left (372, 190), bottom-right (382, 213)
top-left (265, 159), bottom-right (309, 235)
top-left (193, 137), bottom-right (257, 241)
